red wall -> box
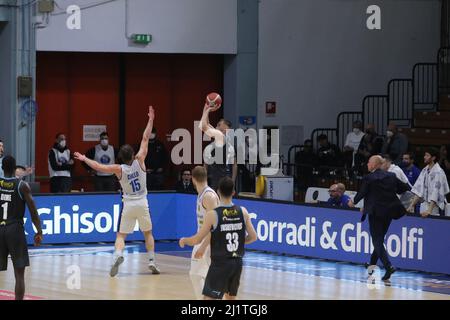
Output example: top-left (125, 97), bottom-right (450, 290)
top-left (36, 52), bottom-right (223, 192)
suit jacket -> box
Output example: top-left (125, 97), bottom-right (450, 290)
top-left (354, 169), bottom-right (411, 220)
top-left (175, 181), bottom-right (196, 194)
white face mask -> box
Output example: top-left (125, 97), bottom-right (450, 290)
top-left (386, 130), bottom-right (394, 138)
top-left (353, 128), bottom-right (361, 134)
top-left (150, 134), bottom-right (156, 140)
top-left (59, 140), bottom-right (66, 148)
top-left (100, 139), bottom-right (109, 147)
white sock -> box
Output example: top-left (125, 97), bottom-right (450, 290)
top-left (148, 251), bottom-right (155, 262)
top-left (113, 250), bottom-right (123, 261)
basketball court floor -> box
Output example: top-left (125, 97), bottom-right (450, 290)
top-left (0, 242), bottom-right (449, 300)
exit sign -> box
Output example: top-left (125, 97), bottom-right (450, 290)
top-left (132, 34), bottom-right (152, 45)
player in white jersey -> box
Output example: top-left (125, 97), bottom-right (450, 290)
top-left (74, 106), bottom-right (160, 277)
top-left (189, 166), bottom-right (219, 299)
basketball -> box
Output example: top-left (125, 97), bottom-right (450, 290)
top-left (205, 92), bottom-right (222, 110)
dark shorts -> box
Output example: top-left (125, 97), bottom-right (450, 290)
top-left (202, 258), bottom-right (243, 299)
top-left (0, 223), bottom-right (30, 271)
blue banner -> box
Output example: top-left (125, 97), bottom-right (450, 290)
top-left (233, 199), bottom-right (450, 275)
top-left (25, 193), bottom-right (179, 244)
top-left (23, 193), bottom-right (450, 274)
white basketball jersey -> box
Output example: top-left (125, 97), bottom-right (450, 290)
top-left (119, 160), bottom-right (147, 200)
top-left (196, 186), bottom-right (218, 232)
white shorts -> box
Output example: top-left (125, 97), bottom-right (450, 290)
top-left (189, 242), bottom-right (211, 278)
top-left (119, 198), bottom-right (152, 234)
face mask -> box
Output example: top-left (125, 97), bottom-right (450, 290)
top-left (150, 134), bottom-right (156, 140)
top-left (59, 140), bottom-right (66, 148)
top-left (386, 130), bottom-right (394, 138)
top-left (100, 139), bottom-right (109, 147)
top-left (353, 128), bottom-right (361, 134)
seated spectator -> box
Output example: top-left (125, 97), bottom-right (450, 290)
top-left (175, 168), bottom-right (196, 193)
top-left (354, 124), bottom-right (383, 175)
top-left (317, 134), bottom-right (341, 168)
top-left (439, 144), bottom-right (450, 184)
top-left (326, 183), bottom-right (353, 208)
top-left (343, 120), bottom-right (364, 169)
top-left (401, 152), bottom-right (421, 186)
top-left (295, 139), bottom-right (316, 166)
top-left (381, 122), bottom-right (409, 165)
top-left (295, 139), bottom-right (316, 191)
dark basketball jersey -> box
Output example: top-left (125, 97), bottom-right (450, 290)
top-left (211, 205), bottom-right (246, 260)
top-left (0, 177), bottom-right (25, 225)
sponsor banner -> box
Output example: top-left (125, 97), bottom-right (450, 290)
top-left (23, 193), bottom-right (450, 274)
top-left (24, 193), bottom-right (179, 244)
top-left (233, 199), bottom-right (450, 274)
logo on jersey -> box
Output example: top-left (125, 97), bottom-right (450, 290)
top-left (0, 181), bottom-right (14, 189)
top-left (58, 157), bottom-right (68, 164)
top-left (100, 155), bottom-right (111, 164)
top-left (223, 208), bottom-right (238, 217)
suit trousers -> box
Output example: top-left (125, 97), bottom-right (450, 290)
top-left (368, 214), bottom-right (392, 269)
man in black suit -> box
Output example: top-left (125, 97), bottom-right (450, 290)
top-left (351, 155), bottom-right (410, 281)
top-left (175, 168), bottom-right (196, 194)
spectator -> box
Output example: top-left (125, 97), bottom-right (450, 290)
top-left (343, 120), bottom-right (364, 168)
top-left (295, 139), bottom-right (316, 166)
top-left (83, 132), bottom-right (118, 192)
top-left (355, 124), bottom-right (383, 175)
top-left (401, 152), bottom-right (421, 186)
top-left (174, 168), bottom-right (196, 193)
top-left (381, 123), bottom-right (409, 165)
top-left (294, 139), bottom-right (316, 191)
top-left (144, 127), bottom-right (169, 190)
top-left (439, 144), bottom-right (450, 184)
top-left (0, 139), bottom-right (4, 177)
top-left (316, 134), bottom-right (341, 167)
top-left (381, 154), bottom-right (411, 186)
top-left (238, 135), bottom-right (260, 193)
top-left (48, 133), bottom-right (74, 193)
top-left (326, 183), bottom-right (353, 208)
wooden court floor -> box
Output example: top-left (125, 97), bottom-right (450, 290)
top-left (0, 247), bottom-right (449, 300)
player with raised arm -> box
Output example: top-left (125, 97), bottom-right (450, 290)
top-left (74, 106), bottom-right (160, 277)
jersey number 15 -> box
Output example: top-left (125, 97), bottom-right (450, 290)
top-left (130, 179), bottom-right (141, 193)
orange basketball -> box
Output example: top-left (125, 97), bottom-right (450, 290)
top-left (206, 92), bottom-right (222, 110)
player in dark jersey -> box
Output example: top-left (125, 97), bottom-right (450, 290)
top-left (0, 156), bottom-right (43, 300)
top-left (179, 177), bottom-right (257, 300)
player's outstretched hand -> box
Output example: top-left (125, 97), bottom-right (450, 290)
top-left (34, 233), bottom-right (43, 246)
top-left (73, 152), bottom-right (86, 162)
top-left (179, 237), bottom-right (186, 248)
top-left (148, 105), bottom-right (155, 121)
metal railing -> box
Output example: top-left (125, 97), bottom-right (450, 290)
top-left (362, 95), bottom-right (388, 135)
top-left (388, 79), bottom-right (413, 125)
top-left (438, 47), bottom-right (450, 95)
top-left (413, 63), bottom-right (438, 110)
top-left (336, 111), bottom-right (362, 149)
